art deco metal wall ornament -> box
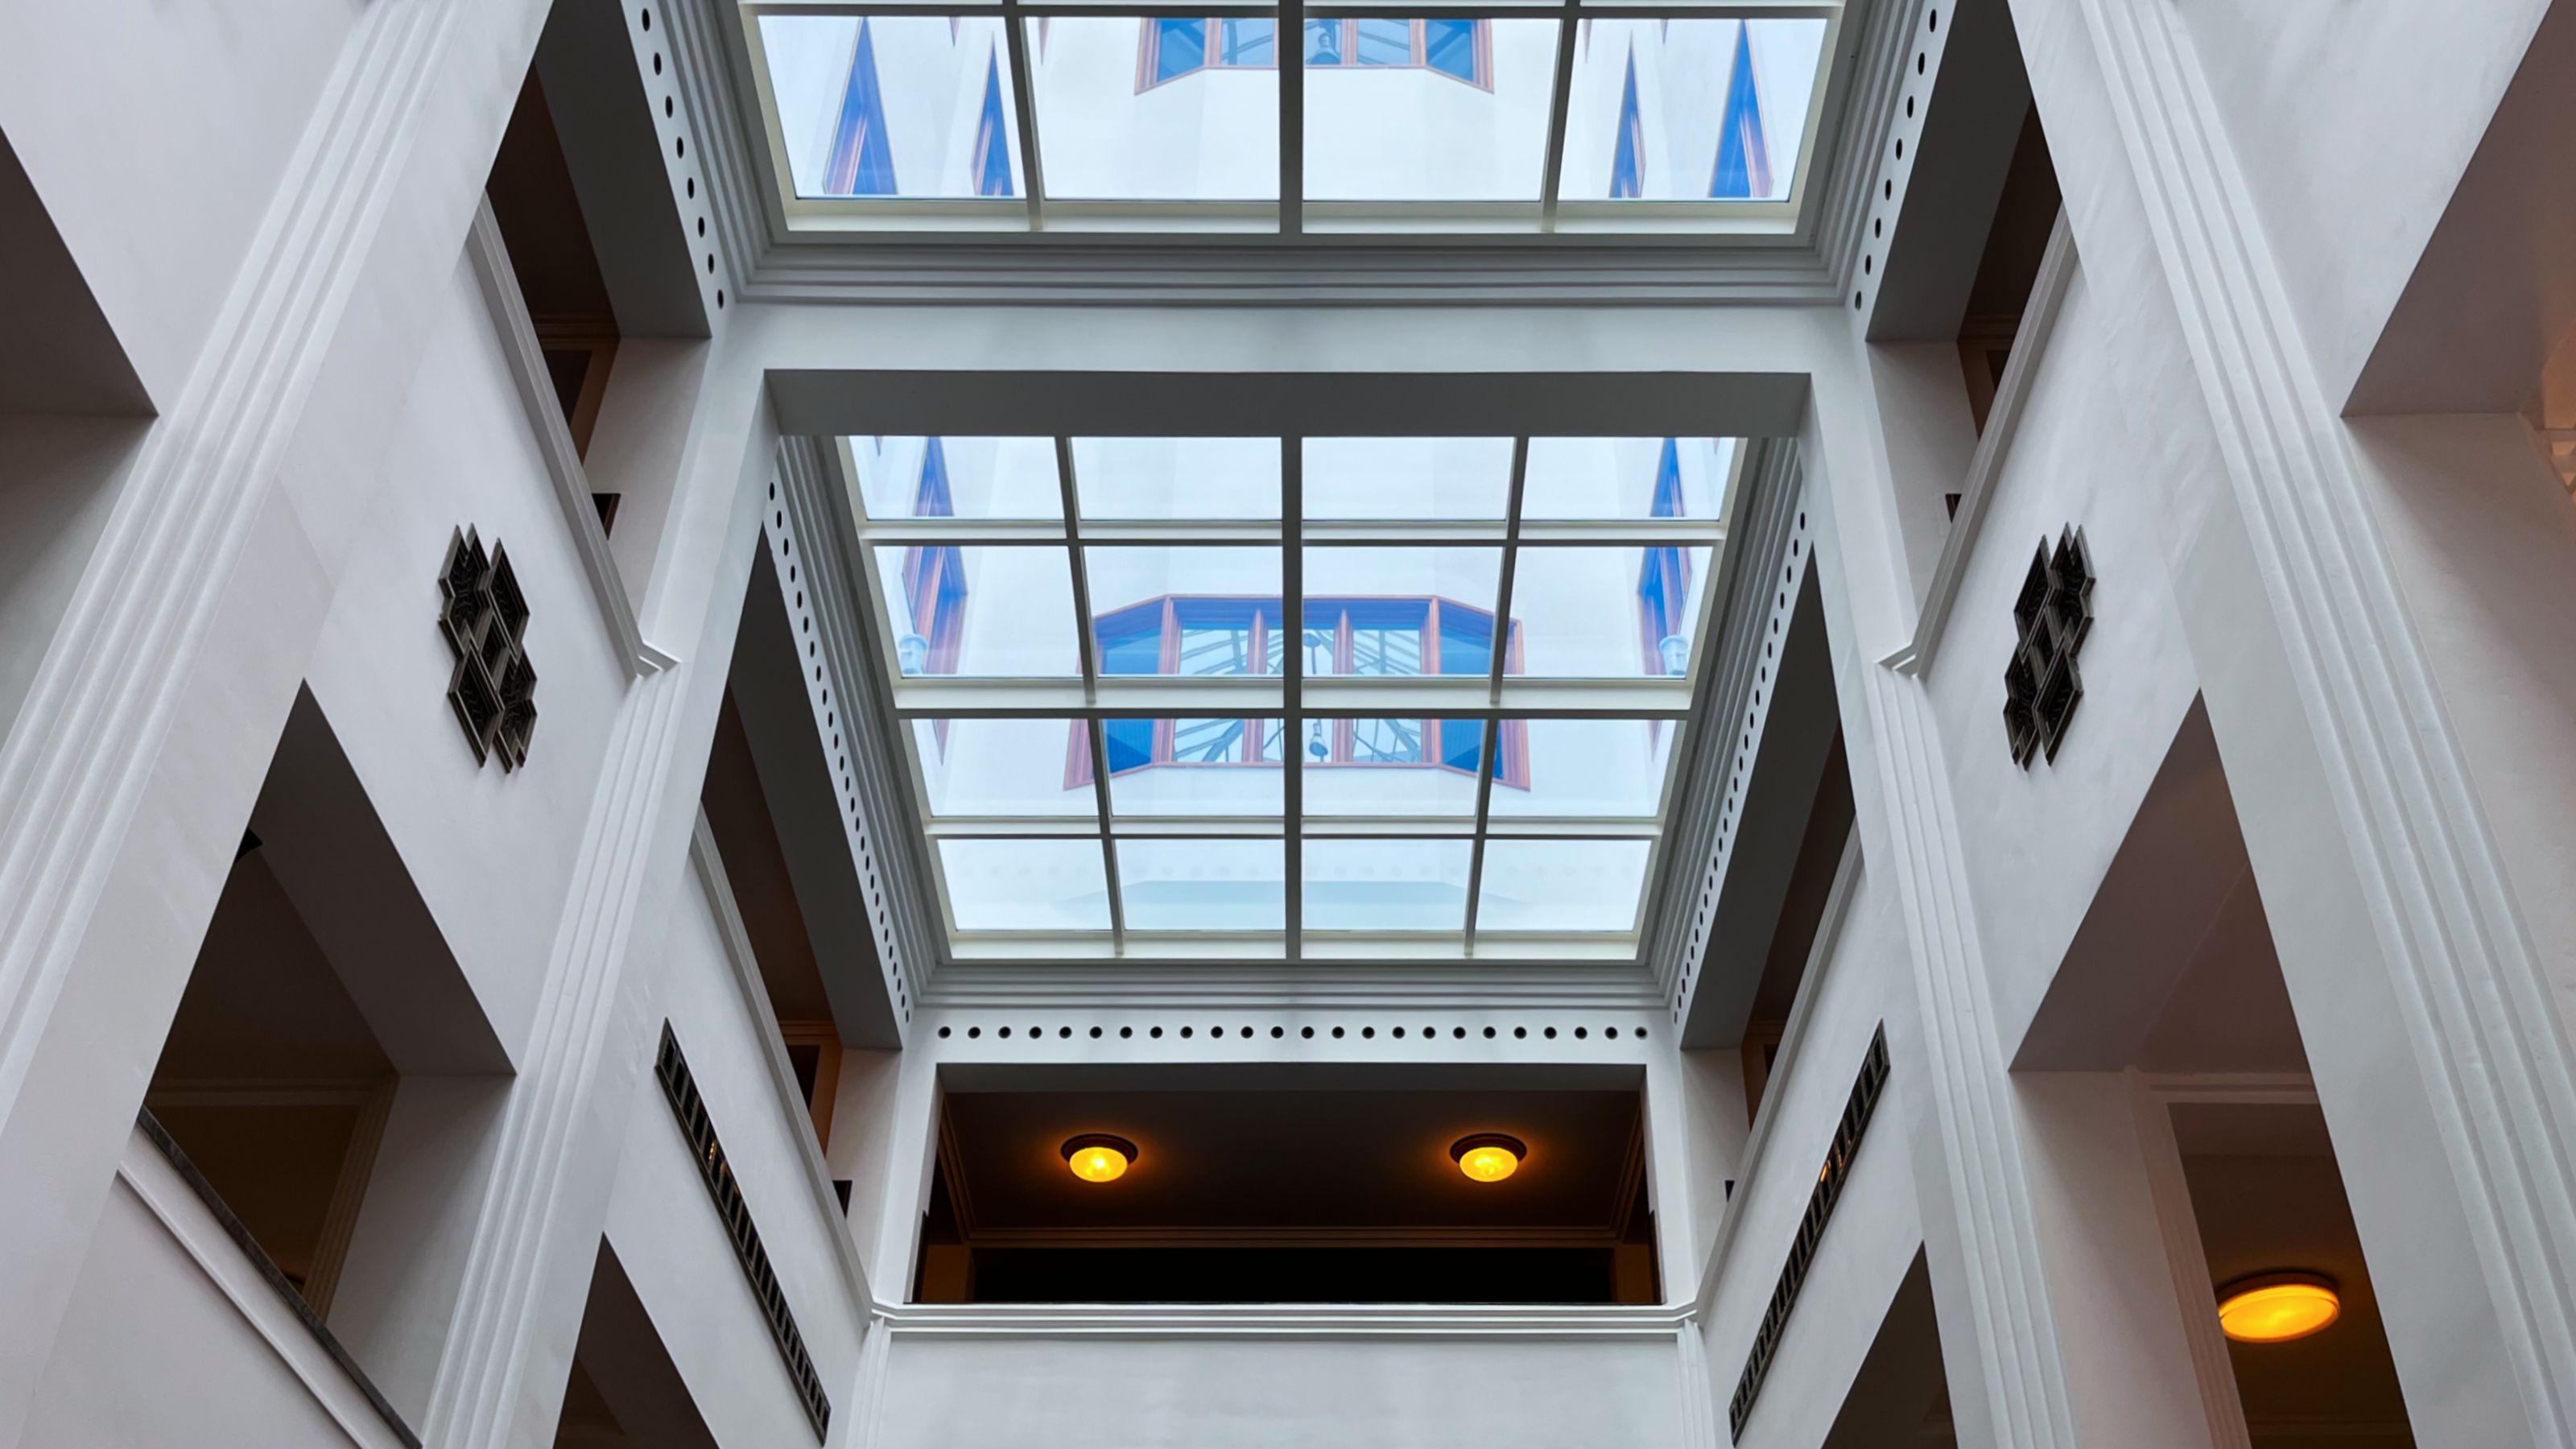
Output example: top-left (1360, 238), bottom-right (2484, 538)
top-left (437, 526), bottom-right (539, 770)
top-left (2003, 526), bottom-right (2094, 767)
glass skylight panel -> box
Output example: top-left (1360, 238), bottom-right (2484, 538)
top-left (1116, 839), bottom-right (1286, 931)
top-left (911, 718), bottom-right (1100, 818)
top-left (841, 435), bottom-right (1744, 963)
top-left (1488, 718), bottom-right (1677, 819)
top-left (1301, 719), bottom-right (1486, 818)
top-left (749, 2), bottom-right (1847, 230)
top-left (1302, 548), bottom-right (1505, 671)
top-left (848, 436), bottom-right (1062, 521)
top-left (1027, 19), bottom-right (1282, 201)
top-left (1556, 17), bottom-right (1827, 203)
top-left (759, 14), bottom-right (1028, 200)
top-left (1303, 19), bottom-right (1558, 201)
top-left (1521, 437), bottom-right (1731, 520)
top-left (871, 545), bottom-right (1082, 677)
top-left (1302, 438), bottom-right (1513, 521)
top-left (939, 839), bottom-right (1112, 931)
top-left (1474, 839), bottom-right (1653, 933)
top-left (1105, 720), bottom-right (1286, 816)
top-left (1302, 838), bottom-right (1474, 931)
top-left (1507, 545), bottom-right (1711, 678)
top-left (1072, 438), bottom-right (1282, 519)
top-left (1086, 547), bottom-right (1287, 675)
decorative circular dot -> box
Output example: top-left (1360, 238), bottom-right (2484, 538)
top-left (1332, 1026), bottom-right (1345, 1038)
top-left (1271, 1026), bottom-right (1285, 1038)
top-left (1150, 1026), bottom-right (1163, 1038)
top-left (1393, 1027), bottom-right (1406, 1039)
top-left (1059, 1026), bottom-right (1072, 1039)
top-left (1121, 1026), bottom-right (1133, 1038)
top-left (1545, 1027), bottom-right (1558, 1039)
top-left (1483, 1026), bottom-right (1496, 1038)
top-left (1514, 1027), bottom-right (1528, 1039)
top-left (1362, 1027), bottom-right (1376, 1039)
top-left (1575, 1027), bottom-right (1589, 1040)
top-left (1180, 1026), bottom-right (1193, 1038)
top-left (641, 8), bottom-right (650, 28)
top-left (1453, 1027), bottom-right (1466, 1039)
top-left (938, 1026), bottom-right (952, 1038)
top-left (1301, 1026), bottom-right (1314, 1038)
top-left (1089, 1026), bottom-right (1102, 1038)
top-left (968, 1026), bottom-right (981, 1038)
top-left (653, 52), bottom-right (662, 73)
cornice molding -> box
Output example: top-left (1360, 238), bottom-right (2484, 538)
top-left (1690, 831), bottom-right (1860, 1318)
top-left (689, 815), bottom-right (879, 1313)
top-left (775, 436), bottom-right (939, 1022)
top-left (877, 1301), bottom-right (1690, 1336)
top-left (465, 200), bottom-right (675, 677)
top-left (1884, 211), bottom-right (2077, 676)
top-left (1650, 437), bottom-right (1809, 1015)
top-left (2086, 0), bottom-right (2576, 1431)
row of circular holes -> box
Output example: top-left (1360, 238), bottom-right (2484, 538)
top-left (638, 7), bottom-right (726, 311)
top-left (939, 1022), bottom-right (1646, 1042)
top-left (1674, 506), bottom-right (1810, 1023)
top-left (1857, 7), bottom-right (1942, 311)
top-left (769, 477), bottom-right (907, 1020)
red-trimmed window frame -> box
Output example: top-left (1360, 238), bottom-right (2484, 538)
top-left (1064, 592), bottom-right (1530, 789)
top-left (1137, 18), bottom-right (1493, 92)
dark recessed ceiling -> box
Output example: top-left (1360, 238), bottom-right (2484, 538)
top-left (940, 1074), bottom-right (1643, 1250)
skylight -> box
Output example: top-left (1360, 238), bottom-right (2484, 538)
top-left (740, 2), bottom-right (1841, 233)
top-left (841, 435), bottom-right (1738, 963)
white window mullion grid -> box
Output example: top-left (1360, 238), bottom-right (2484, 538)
top-left (852, 435), bottom-right (1712, 963)
top-left (737, 0), bottom-right (1842, 236)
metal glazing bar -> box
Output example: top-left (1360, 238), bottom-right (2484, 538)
top-left (999, 0), bottom-right (1049, 227)
top-left (1281, 436), bottom-right (1304, 956)
top-left (1463, 437), bottom-right (1530, 951)
top-left (1538, 3), bottom-right (1578, 230)
top-left (1280, 0), bottom-right (1306, 235)
top-left (1055, 438), bottom-right (1122, 949)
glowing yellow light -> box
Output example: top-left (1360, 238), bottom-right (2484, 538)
top-left (1450, 1133), bottom-right (1526, 1183)
top-left (1062, 1134), bottom-right (1134, 1184)
top-left (2218, 1275), bottom-right (2340, 1344)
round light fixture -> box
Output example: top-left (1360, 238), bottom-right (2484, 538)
top-left (2217, 1272), bottom-right (2340, 1344)
top-left (1061, 1133), bottom-right (1136, 1184)
top-left (1451, 1133), bottom-right (1527, 1183)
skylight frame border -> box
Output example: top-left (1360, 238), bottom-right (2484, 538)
top-left (733, 0), bottom-right (1846, 237)
top-left (845, 433), bottom-right (1736, 964)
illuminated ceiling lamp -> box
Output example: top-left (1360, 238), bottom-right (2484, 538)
top-left (1450, 1133), bottom-right (1527, 1183)
top-left (2217, 1272), bottom-right (2341, 1344)
top-left (1061, 1133), bottom-right (1137, 1183)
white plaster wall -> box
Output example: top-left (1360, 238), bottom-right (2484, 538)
top-left (874, 1331), bottom-right (1684, 1449)
top-left (2176, 2), bottom-right (2549, 404)
top-left (1694, 861), bottom-right (1925, 1447)
top-left (1916, 266), bottom-right (2204, 1053)
top-left (603, 865), bottom-right (870, 1447)
top-left (299, 251), bottom-right (636, 1058)
top-left (0, 0), bottom-right (365, 407)
top-left (25, 1141), bottom-right (411, 1449)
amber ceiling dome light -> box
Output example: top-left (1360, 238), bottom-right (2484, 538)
top-left (1450, 1133), bottom-right (1527, 1183)
top-left (1061, 1133), bottom-right (1137, 1183)
top-left (2217, 1272), bottom-right (2340, 1344)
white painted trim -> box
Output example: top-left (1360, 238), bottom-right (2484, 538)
top-left (877, 1302), bottom-right (1689, 1338)
top-left (1690, 828), bottom-right (1862, 1317)
top-left (116, 1127), bottom-right (413, 1449)
top-left (464, 200), bottom-right (675, 678)
top-left (687, 814), bottom-right (878, 1312)
top-left (2127, 1071), bottom-right (2254, 1449)
top-left (1885, 212), bottom-right (2078, 675)
top-left (1861, 663), bottom-right (2076, 1446)
top-left (920, 961), bottom-right (1666, 1009)
top-left (2084, 0), bottom-right (2576, 1434)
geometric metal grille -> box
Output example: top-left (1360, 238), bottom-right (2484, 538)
top-left (438, 526), bottom-right (539, 770)
top-left (2003, 526), bottom-right (2093, 768)
top-left (1729, 1023), bottom-right (1891, 1442)
top-left (655, 1023), bottom-right (833, 1443)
